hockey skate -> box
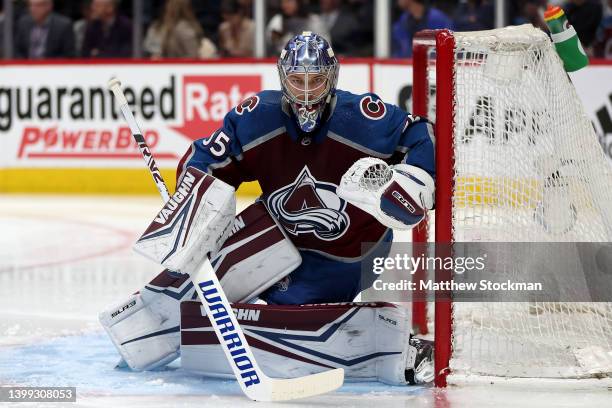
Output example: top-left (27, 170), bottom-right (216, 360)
top-left (405, 336), bottom-right (435, 385)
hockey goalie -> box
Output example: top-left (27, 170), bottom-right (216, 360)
top-left (99, 32), bottom-right (436, 386)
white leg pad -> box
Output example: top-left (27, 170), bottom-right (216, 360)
top-left (375, 304), bottom-right (414, 385)
top-left (180, 302), bottom-right (413, 385)
top-left (99, 289), bottom-right (184, 371)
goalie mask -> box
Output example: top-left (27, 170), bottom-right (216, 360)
top-left (278, 32), bottom-right (339, 133)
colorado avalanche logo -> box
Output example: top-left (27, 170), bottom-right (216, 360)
top-left (267, 166), bottom-right (350, 241)
top-left (235, 95), bottom-right (259, 115)
top-left (360, 95), bottom-right (386, 120)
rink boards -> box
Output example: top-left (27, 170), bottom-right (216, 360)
top-left (0, 59), bottom-right (611, 195)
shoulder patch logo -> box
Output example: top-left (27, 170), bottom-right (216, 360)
top-left (359, 95), bottom-right (386, 120)
top-left (267, 166), bottom-right (350, 241)
top-left (402, 114), bottom-right (422, 132)
top-left (235, 95), bottom-right (260, 115)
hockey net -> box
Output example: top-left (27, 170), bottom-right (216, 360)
top-left (412, 25), bottom-right (612, 386)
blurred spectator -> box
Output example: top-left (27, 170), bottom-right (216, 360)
top-left (141, 0), bottom-right (164, 28)
top-left (512, 0), bottom-right (547, 32)
top-left (347, 0), bottom-right (374, 56)
top-left (143, 2), bottom-right (165, 58)
top-left (565, 0), bottom-right (603, 54)
top-left (15, 0), bottom-right (75, 59)
top-left (143, 21), bottom-right (162, 58)
top-left (73, 1), bottom-right (91, 57)
top-left (198, 37), bottom-right (219, 58)
top-left (144, 0), bottom-right (203, 59)
top-left (143, 0), bottom-right (218, 59)
top-left (266, 0), bottom-right (329, 55)
top-left (218, 0), bottom-right (255, 57)
top-left (191, 1), bottom-right (221, 45)
top-left (319, 0), bottom-right (361, 56)
top-left (594, 0), bottom-right (612, 58)
top-left (453, 0), bottom-right (494, 31)
top-left (435, 0), bottom-right (458, 16)
top-left (392, 0), bottom-right (453, 58)
top-left (82, 0), bottom-right (132, 58)
top-left (239, 0), bottom-right (254, 18)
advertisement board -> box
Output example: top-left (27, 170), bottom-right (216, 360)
top-left (0, 59), bottom-right (610, 193)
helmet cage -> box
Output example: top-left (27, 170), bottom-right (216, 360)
top-left (279, 65), bottom-right (337, 107)
top-left (277, 33), bottom-right (339, 132)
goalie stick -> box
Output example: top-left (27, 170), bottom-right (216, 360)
top-left (107, 77), bottom-right (344, 402)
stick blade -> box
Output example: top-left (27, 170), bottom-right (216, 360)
top-left (251, 368), bottom-right (344, 402)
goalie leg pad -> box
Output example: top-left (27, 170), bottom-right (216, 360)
top-left (100, 202), bottom-right (301, 370)
top-left (180, 301), bottom-right (414, 385)
top-left (99, 269), bottom-right (194, 371)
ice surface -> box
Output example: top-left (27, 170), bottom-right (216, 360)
top-left (0, 195), bottom-right (610, 407)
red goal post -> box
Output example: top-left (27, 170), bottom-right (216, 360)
top-left (411, 29), bottom-right (456, 388)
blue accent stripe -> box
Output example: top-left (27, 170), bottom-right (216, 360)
top-left (210, 256), bottom-right (219, 269)
top-left (408, 174), bottom-right (425, 186)
top-left (247, 307), bottom-right (401, 366)
top-left (395, 169), bottom-right (425, 186)
top-left (120, 326), bottom-right (180, 346)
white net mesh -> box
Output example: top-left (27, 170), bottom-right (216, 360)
top-left (429, 26), bottom-right (612, 380)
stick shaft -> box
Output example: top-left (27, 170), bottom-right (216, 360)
top-left (109, 78), bottom-right (171, 202)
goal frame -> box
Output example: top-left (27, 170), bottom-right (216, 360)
top-left (411, 26), bottom-right (612, 389)
top-left (411, 29), bottom-right (456, 388)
